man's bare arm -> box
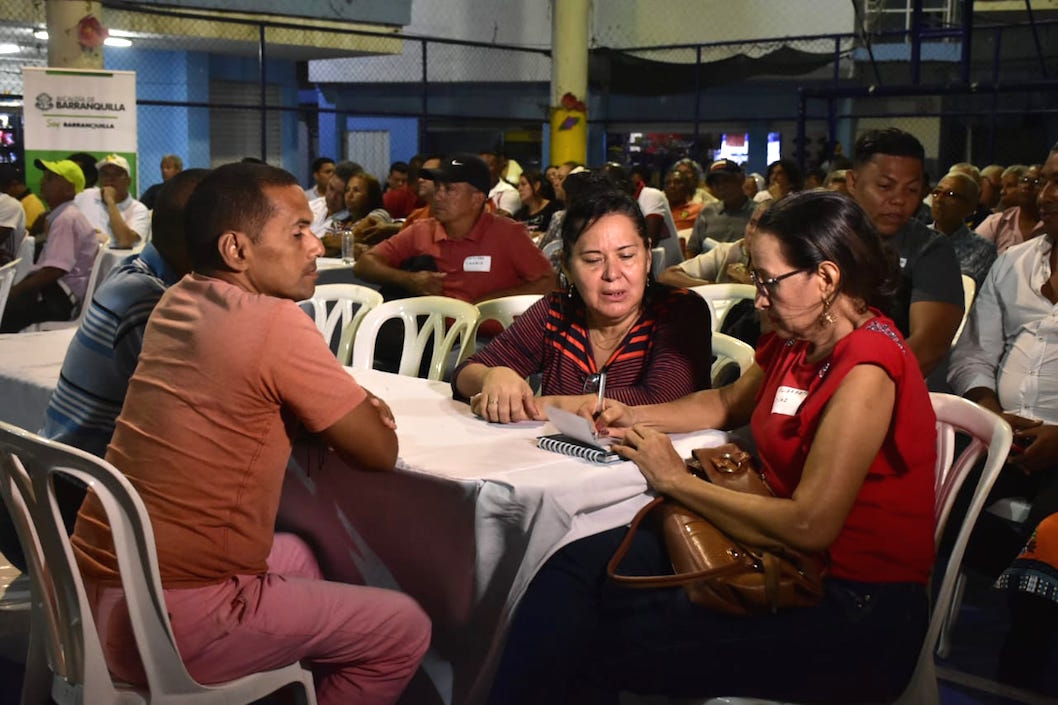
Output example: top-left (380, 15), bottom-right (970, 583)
top-left (102, 188), bottom-right (141, 248)
top-left (8, 266), bottom-right (64, 300)
top-left (474, 272), bottom-right (556, 302)
top-left (907, 300), bottom-right (964, 376)
top-left (319, 390), bottom-right (399, 472)
top-left (658, 266), bottom-right (709, 289)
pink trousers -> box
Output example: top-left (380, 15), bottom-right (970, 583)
top-left (88, 533), bottom-right (431, 705)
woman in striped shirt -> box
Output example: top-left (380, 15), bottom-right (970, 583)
top-left (453, 173), bottom-right (712, 423)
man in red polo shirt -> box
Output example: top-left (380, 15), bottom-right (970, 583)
top-left (354, 153), bottom-right (555, 303)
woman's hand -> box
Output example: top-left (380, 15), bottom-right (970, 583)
top-left (470, 367), bottom-right (543, 423)
top-left (725, 262), bottom-right (752, 284)
top-left (588, 398), bottom-right (638, 438)
top-left (611, 424), bottom-right (686, 494)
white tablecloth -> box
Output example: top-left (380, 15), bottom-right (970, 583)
top-left (0, 328), bottom-right (75, 431)
top-left (278, 368), bottom-right (726, 705)
top-left (315, 257), bottom-right (381, 289)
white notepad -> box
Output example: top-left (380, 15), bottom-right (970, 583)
top-left (536, 406), bottom-right (622, 464)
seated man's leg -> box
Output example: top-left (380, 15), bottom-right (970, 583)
top-left (164, 575), bottom-right (430, 705)
top-left (0, 283), bottom-right (74, 332)
top-left (91, 536), bottom-right (430, 705)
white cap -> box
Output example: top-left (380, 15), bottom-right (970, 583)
top-left (95, 153), bottom-right (131, 175)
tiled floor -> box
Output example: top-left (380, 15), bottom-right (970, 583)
top-left (1, 548), bottom-right (1056, 705)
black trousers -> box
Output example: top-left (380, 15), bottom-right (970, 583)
top-left (0, 281), bottom-right (75, 332)
top-left (488, 526), bottom-right (928, 705)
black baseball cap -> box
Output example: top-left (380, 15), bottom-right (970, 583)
top-left (420, 154), bottom-right (491, 195)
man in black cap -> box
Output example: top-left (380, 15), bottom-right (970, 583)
top-left (685, 159), bottom-right (755, 257)
top-left (354, 153), bottom-right (554, 304)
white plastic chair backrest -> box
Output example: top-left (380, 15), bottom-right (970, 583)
top-left (0, 257), bottom-right (20, 322)
top-left (541, 240), bottom-right (562, 262)
top-left (350, 296), bottom-right (480, 381)
top-left (900, 394), bottom-right (1010, 704)
top-left (73, 243), bottom-right (109, 323)
top-left (14, 234), bottom-right (34, 282)
top-left (951, 274), bottom-right (975, 349)
top-left (0, 421), bottom-right (191, 702)
top-left (0, 421), bottom-right (318, 705)
top-left (703, 394), bottom-right (1011, 705)
top-left (710, 331), bottom-right (755, 387)
top-left (691, 283), bottom-right (756, 332)
top-left (473, 294), bottom-right (542, 343)
top-left (650, 247), bottom-right (666, 280)
top-left (299, 283), bottom-right (384, 365)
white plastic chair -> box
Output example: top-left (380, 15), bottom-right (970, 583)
top-left (710, 331), bottom-right (755, 387)
top-left (299, 283), bottom-right (384, 365)
top-left (0, 257), bottom-right (20, 322)
top-left (472, 294), bottom-right (543, 345)
top-left (951, 274), bottom-right (975, 349)
top-left (0, 421), bottom-right (317, 705)
top-left (541, 240), bottom-right (563, 263)
top-left (13, 234), bottom-right (34, 283)
top-left (350, 295), bottom-right (480, 381)
top-left (690, 283), bottom-right (756, 332)
top-left (650, 247), bottom-right (666, 280)
top-left (696, 394), bottom-right (1011, 705)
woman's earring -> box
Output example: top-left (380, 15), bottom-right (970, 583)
top-left (820, 296), bottom-right (836, 326)
top-left (567, 282), bottom-right (575, 299)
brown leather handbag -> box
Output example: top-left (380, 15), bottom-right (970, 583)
top-left (607, 443), bottom-right (828, 616)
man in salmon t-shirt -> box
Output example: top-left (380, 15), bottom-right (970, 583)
top-left (70, 162), bottom-right (430, 705)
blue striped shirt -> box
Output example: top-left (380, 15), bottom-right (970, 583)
top-left (41, 244), bottom-right (181, 457)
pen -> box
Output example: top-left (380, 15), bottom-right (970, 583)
top-left (594, 371), bottom-right (607, 416)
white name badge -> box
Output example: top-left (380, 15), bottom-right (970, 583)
top-left (771, 385), bottom-right (808, 416)
top-left (899, 256), bottom-right (908, 269)
top-left (464, 255), bottom-right (492, 272)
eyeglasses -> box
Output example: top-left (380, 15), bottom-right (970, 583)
top-left (1020, 177), bottom-right (1043, 187)
top-left (749, 268), bottom-right (808, 298)
top-left (583, 372), bottom-right (605, 394)
top-left (931, 188), bottom-right (968, 202)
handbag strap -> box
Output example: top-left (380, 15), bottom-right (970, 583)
top-left (607, 496), bottom-right (750, 588)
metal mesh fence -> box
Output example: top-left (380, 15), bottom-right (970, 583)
top-left (0, 1), bottom-right (1055, 190)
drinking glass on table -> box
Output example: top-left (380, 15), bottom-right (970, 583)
top-left (340, 228), bottom-right (355, 264)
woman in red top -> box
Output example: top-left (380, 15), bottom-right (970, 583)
top-left (488, 190), bottom-right (937, 704)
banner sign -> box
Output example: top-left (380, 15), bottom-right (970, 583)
top-left (22, 67), bottom-right (138, 196)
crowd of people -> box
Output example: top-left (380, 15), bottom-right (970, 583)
top-left (1, 127), bottom-right (1058, 703)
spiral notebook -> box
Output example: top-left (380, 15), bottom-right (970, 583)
top-left (537, 406), bottom-right (622, 464)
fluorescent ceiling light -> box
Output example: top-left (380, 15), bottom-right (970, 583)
top-left (33, 30), bottom-right (134, 46)
top-left (0, 44), bottom-right (19, 54)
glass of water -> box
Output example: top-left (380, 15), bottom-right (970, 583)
top-left (341, 230), bottom-right (355, 264)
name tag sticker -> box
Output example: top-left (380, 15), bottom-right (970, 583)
top-left (464, 255), bottom-right (492, 272)
top-left (771, 385), bottom-right (808, 416)
top-left (899, 256), bottom-right (908, 269)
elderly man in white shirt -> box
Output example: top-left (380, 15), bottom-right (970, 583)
top-left (73, 153), bottom-right (150, 248)
top-left (948, 142), bottom-right (1058, 567)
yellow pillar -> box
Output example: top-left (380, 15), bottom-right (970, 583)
top-left (550, 0), bottom-right (590, 166)
top-left (46, 0), bottom-right (105, 69)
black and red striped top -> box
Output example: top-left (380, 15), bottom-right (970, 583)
top-left (454, 287), bottom-right (712, 405)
